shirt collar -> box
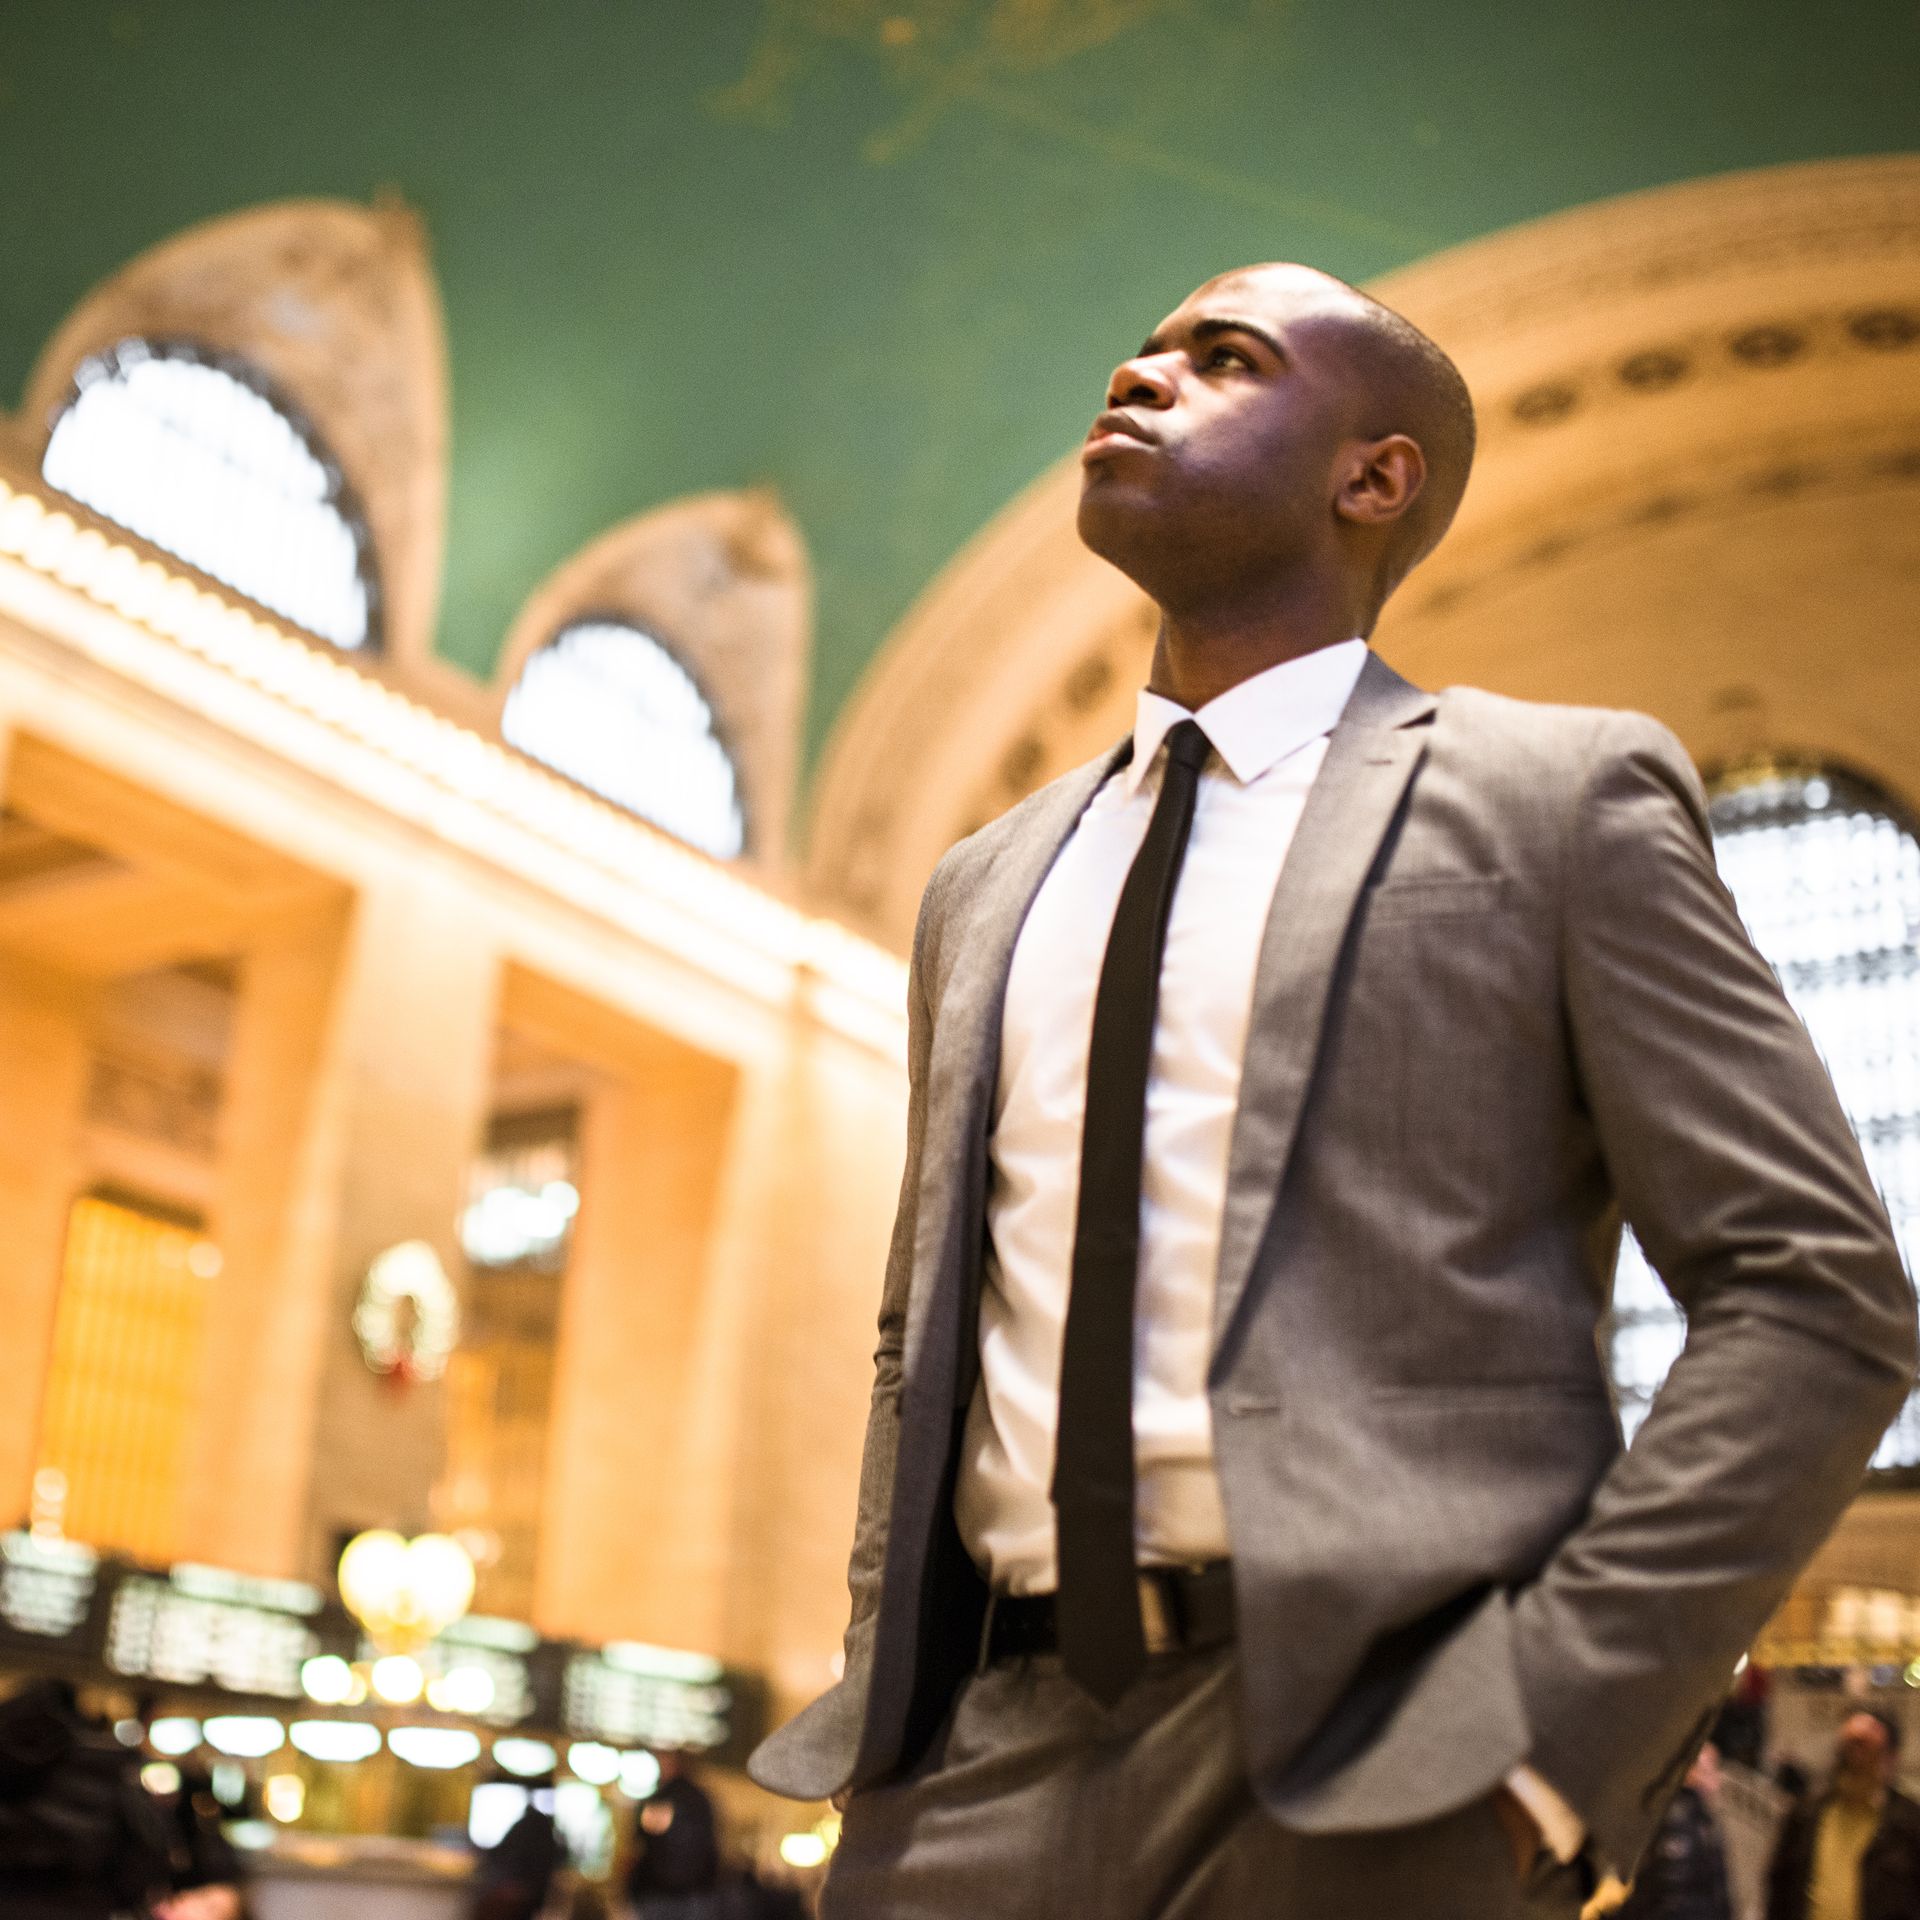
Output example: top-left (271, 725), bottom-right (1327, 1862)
top-left (1122, 638), bottom-right (1370, 796)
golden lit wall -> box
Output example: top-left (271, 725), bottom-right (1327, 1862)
top-left (0, 462), bottom-right (909, 1732)
top-left (34, 1193), bottom-right (219, 1562)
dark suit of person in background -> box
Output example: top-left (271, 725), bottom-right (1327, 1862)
top-left (750, 262), bottom-right (1917, 1917)
top-left (1618, 1744), bottom-right (1732, 1920)
top-left (1766, 1711), bottom-right (1920, 1920)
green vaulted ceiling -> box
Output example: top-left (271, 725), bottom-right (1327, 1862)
top-left (2, 1), bottom-right (1916, 770)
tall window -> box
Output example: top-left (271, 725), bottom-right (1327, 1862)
top-left (501, 618), bottom-right (746, 860)
top-left (1609, 761), bottom-right (1920, 1468)
top-left (42, 339), bottom-right (378, 652)
top-left (34, 1193), bottom-right (223, 1562)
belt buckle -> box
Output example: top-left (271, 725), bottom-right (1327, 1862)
top-left (1137, 1573), bottom-right (1178, 1656)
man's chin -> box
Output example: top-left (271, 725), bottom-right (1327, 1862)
top-left (1075, 485), bottom-right (1160, 579)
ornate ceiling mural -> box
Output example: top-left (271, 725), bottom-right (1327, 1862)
top-left (718, 0), bottom-right (1261, 162)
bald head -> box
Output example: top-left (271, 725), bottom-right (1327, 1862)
top-left (1209, 264), bottom-right (1476, 592)
top-left (1080, 261), bottom-right (1477, 641)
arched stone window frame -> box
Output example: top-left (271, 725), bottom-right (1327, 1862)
top-left (487, 491), bottom-right (811, 872)
top-left (501, 611), bottom-right (749, 862)
top-left (41, 334), bottom-right (384, 654)
top-left (11, 196), bottom-right (448, 678)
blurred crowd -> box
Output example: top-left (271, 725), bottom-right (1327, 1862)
top-left (10, 1672), bottom-right (1920, 1920)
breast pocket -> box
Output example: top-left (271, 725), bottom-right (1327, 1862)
top-left (1360, 873), bottom-right (1511, 924)
top-left (1342, 870), bottom-right (1555, 1212)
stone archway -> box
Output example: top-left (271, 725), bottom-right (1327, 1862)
top-left (805, 154), bottom-right (1920, 951)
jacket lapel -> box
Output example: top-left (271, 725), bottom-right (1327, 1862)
top-left (1210, 653), bottom-right (1437, 1356)
top-left (902, 742), bottom-right (1130, 1393)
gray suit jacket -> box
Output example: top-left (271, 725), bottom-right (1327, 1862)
top-left (750, 654), bottom-right (1917, 1875)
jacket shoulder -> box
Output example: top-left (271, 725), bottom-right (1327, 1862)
top-left (1429, 684), bottom-right (1693, 805)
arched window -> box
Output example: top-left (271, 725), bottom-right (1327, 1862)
top-left (1608, 761), bottom-right (1920, 1468)
top-left (42, 339), bottom-right (378, 652)
top-left (500, 618), bottom-right (746, 860)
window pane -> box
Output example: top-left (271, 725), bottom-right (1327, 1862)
top-left (42, 339), bottom-right (377, 652)
top-left (1608, 764), bottom-right (1920, 1466)
top-left (500, 619), bottom-right (746, 860)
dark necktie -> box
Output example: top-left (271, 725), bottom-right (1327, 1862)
top-left (1052, 716), bottom-right (1213, 1706)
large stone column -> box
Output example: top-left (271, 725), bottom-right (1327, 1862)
top-left (532, 986), bottom-right (740, 1649)
top-left (720, 1020), bottom-right (907, 1712)
top-left (0, 950), bottom-right (95, 1527)
top-left (177, 902), bottom-right (349, 1574)
top-left (194, 874), bottom-right (498, 1580)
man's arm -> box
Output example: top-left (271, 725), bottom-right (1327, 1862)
top-left (1512, 712), bottom-right (1917, 1873)
top-left (835, 864), bottom-right (943, 1665)
top-left (746, 855), bottom-right (952, 1799)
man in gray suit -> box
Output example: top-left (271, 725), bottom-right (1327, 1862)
top-left (749, 262), bottom-right (1917, 1916)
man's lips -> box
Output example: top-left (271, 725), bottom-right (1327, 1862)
top-left (1081, 410), bottom-right (1159, 462)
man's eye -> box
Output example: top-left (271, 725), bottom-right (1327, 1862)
top-left (1204, 345), bottom-right (1251, 370)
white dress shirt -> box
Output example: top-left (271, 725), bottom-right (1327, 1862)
top-left (950, 636), bottom-right (1583, 1865)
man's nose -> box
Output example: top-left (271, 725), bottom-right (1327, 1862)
top-left (1107, 353), bottom-right (1178, 410)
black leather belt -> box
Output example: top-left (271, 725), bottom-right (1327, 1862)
top-left (981, 1561), bottom-right (1236, 1669)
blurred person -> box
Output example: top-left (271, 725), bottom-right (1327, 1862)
top-left (1775, 1760), bottom-right (1814, 1828)
top-left (471, 1779), bottom-right (564, 1920)
top-left (1617, 1744), bottom-right (1732, 1920)
top-left (149, 1761), bottom-right (243, 1920)
top-left (1765, 1710), bottom-right (1920, 1920)
top-left (623, 1752), bottom-right (719, 1915)
top-left (562, 1883), bottom-right (608, 1920)
top-left (0, 1676), bottom-right (170, 1919)
top-left (748, 260), bottom-right (1917, 1919)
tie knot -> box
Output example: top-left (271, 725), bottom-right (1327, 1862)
top-left (1162, 718), bottom-right (1211, 776)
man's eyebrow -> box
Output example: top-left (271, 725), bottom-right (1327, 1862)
top-left (1137, 315), bottom-right (1290, 362)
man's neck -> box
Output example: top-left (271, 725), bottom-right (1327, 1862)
top-left (1144, 576), bottom-right (1370, 714)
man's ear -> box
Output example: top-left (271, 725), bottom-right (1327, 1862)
top-left (1335, 433), bottom-right (1426, 530)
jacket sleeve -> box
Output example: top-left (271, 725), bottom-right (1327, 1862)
top-left (836, 858), bottom-right (946, 1662)
top-left (746, 851), bottom-right (951, 1797)
top-left (1511, 711), bottom-right (1917, 1875)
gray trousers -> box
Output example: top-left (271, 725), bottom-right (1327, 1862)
top-left (825, 1647), bottom-right (1589, 1919)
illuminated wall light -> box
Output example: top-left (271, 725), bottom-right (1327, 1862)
top-left (147, 1717), bottom-right (202, 1757)
top-left (299, 1654), bottom-right (358, 1705)
top-left (264, 1774), bottom-right (306, 1823)
top-left (340, 1529), bottom-right (474, 1649)
top-left (369, 1654), bottom-right (426, 1705)
top-left (492, 1738), bottom-right (558, 1778)
top-left (617, 1750), bottom-right (661, 1800)
top-left (387, 1726), bottom-right (482, 1770)
top-left (141, 1761), bottom-right (182, 1797)
top-left (471, 1780), bottom-right (535, 1849)
top-left (565, 1741), bottom-right (622, 1787)
top-left (425, 1664), bottom-right (496, 1716)
top-left (602, 1641), bottom-right (724, 1684)
top-left (202, 1716), bottom-right (285, 1759)
top-left (779, 1832), bottom-right (829, 1870)
top-left (290, 1721), bottom-right (383, 1764)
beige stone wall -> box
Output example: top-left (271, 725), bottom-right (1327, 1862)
top-left (0, 496), bottom-right (908, 1717)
